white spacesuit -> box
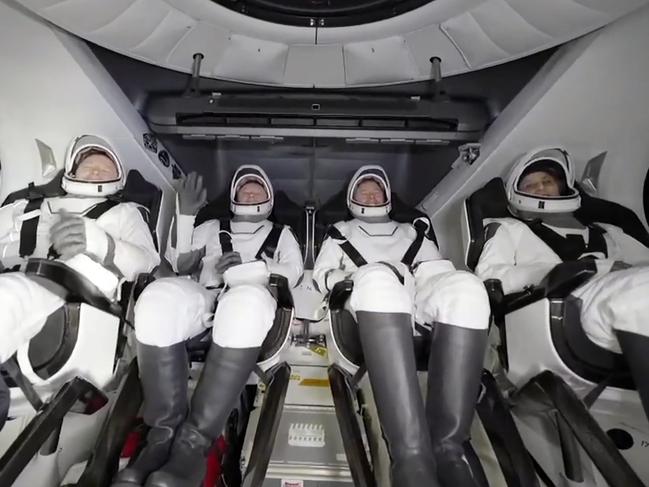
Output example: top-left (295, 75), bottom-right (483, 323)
top-left (0, 134), bottom-right (159, 431)
top-left (475, 148), bottom-right (649, 418)
top-left (0, 134), bottom-right (159, 364)
top-left (313, 165), bottom-right (490, 487)
top-left (114, 165), bottom-right (303, 487)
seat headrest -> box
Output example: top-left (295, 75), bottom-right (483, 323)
top-left (468, 177), bottom-right (510, 220)
top-left (465, 177), bottom-right (508, 270)
top-left (121, 170), bottom-right (161, 212)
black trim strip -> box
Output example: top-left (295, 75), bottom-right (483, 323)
top-left (0, 378), bottom-right (107, 487)
top-left (243, 363), bottom-right (291, 487)
top-left (328, 364), bottom-right (376, 487)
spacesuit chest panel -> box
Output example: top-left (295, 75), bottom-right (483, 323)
top-left (341, 221), bottom-right (416, 267)
top-left (0, 197), bottom-right (106, 268)
top-left (204, 220), bottom-right (274, 263)
top-left (525, 220), bottom-right (608, 261)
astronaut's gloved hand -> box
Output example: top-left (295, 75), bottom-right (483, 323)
top-left (215, 252), bottom-right (242, 279)
top-left (50, 211), bottom-right (114, 263)
top-left (177, 172), bottom-right (207, 216)
top-left (50, 211), bottom-right (87, 259)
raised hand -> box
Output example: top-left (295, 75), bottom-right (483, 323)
top-left (177, 172), bottom-right (207, 216)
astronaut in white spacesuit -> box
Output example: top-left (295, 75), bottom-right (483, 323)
top-left (0, 134), bottom-right (159, 364)
top-left (475, 148), bottom-right (649, 418)
top-left (0, 134), bottom-right (159, 426)
top-left (113, 165), bottom-right (303, 487)
top-left (313, 165), bottom-right (490, 487)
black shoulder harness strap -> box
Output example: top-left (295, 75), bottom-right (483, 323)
top-left (256, 223), bottom-right (283, 260)
top-left (326, 226), bottom-right (368, 267)
top-left (525, 220), bottom-right (608, 261)
top-left (401, 219), bottom-right (431, 267)
top-left (22, 198), bottom-right (121, 259)
top-left (19, 197), bottom-right (45, 258)
top-left (218, 219), bottom-right (283, 260)
top-left (219, 219), bottom-right (234, 254)
top-left (327, 220), bottom-right (431, 269)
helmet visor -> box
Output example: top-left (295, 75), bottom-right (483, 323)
top-left (516, 160), bottom-right (571, 198)
top-left (350, 175), bottom-right (389, 207)
top-left (69, 147), bottom-right (121, 184)
top-left (233, 174), bottom-right (271, 206)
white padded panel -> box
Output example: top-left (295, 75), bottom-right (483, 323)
top-left (12, 0), bottom-right (649, 87)
top-left (468, 0), bottom-right (553, 54)
top-left (344, 36), bottom-right (419, 85)
top-left (167, 21), bottom-right (230, 74)
top-left (284, 45), bottom-right (345, 87)
top-left (213, 34), bottom-right (289, 84)
top-left (90, 0), bottom-right (173, 50)
top-left (572, 0), bottom-right (648, 15)
top-left (40, 0), bottom-right (136, 34)
top-left (130, 10), bottom-right (195, 63)
top-left (441, 12), bottom-right (509, 68)
top-left (404, 24), bottom-right (471, 75)
top-left (165, 0), bottom-right (314, 44)
top-left (317, 0), bottom-right (483, 44)
top-left (505, 0), bottom-right (607, 38)
top-left (17, 0), bottom-right (65, 8)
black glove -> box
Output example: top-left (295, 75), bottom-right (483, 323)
top-left (215, 252), bottom-right (242, 278)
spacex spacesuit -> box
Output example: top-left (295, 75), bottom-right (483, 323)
top-left (114, 165), bottom-right (303, 487)
top-left (475, 147), bottom-right (649, 419)
top-left (313, 165), bottom-right (490, 487)
top-left (0, 134), bottom-right (159, 427)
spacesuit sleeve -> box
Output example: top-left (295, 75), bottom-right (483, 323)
top-left (108, 204), bottom-right (160, 281)
top-left (601, 224), bottom-right (649, 265)
top-left (165, 217), bottom-right (214, 274)
top-left (475, 222), bottom-right (556, 294)
top-left (265, 227), bottom-right (304, 288)
top-left (312, 234), bottom-right (349, 293)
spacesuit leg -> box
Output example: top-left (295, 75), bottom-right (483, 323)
top-left (575, 266), bottom-right (649, 421)
top-left (350, 263), bottom-right (439, 487)
top-left (112, 277), bottom-right (217, 487)
top-left (415, 266), bottom-right (490, 487)
top-left (146, 284), bottom-right (276, 487)
top-left (0, 272), bottom-right (65, 364)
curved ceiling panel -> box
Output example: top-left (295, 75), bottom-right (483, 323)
top-left (14, 0), bottom-right (649, 87)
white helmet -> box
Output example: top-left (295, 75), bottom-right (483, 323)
top-left (62, 135), bottom-right (124, 197)
top-left (230, 165), bottom-right (274, 220)
top-left (506, 148), bottom-right (581, 214)
top-left (347, 165), bottom-right (392, 220)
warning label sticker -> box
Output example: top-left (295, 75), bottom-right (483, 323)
top-left (299, 378), bottom-right (330, 387)
top-left (281, 480), bottom-right (304, 487)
